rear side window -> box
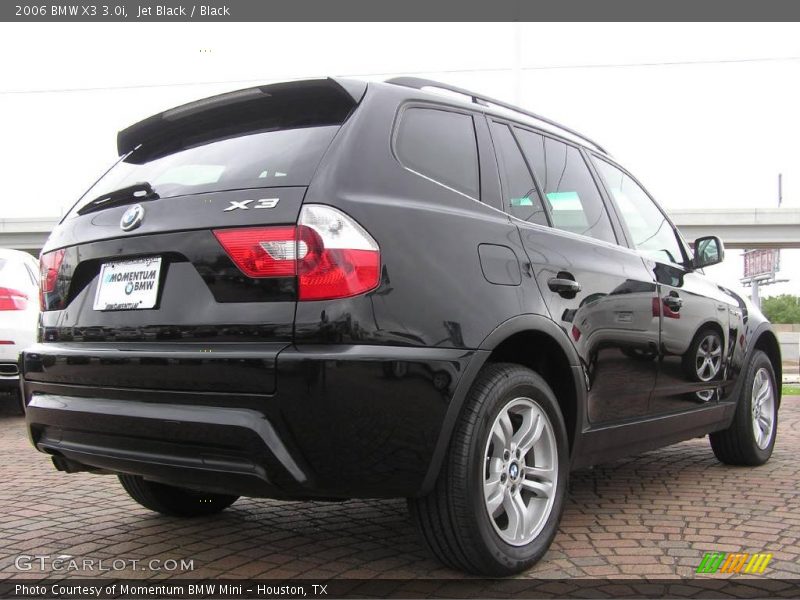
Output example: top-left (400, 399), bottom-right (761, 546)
top-left (490, 122), bottom-right (548, 226)
top-left (515, 129), bottom-right (616, 245)
top-left (70, 125), bottom-right (340, 217)
top-left (395, 107), bottom-right (479, 199)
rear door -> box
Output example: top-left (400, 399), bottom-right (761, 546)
top-left (490, 121), bottom-right (660, 425)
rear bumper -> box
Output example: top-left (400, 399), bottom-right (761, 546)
top-left (0, 362), bottom-right (20, 390)
top-left (26, 394), bottom-right (303, 498)
top-left (23, 344), bottom-right (480, 499)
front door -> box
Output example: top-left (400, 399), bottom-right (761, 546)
top-left (590, 156), bottom-right (737, 415)
top-left (490, 122), bottom-right (660, 424)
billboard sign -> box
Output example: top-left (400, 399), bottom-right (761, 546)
top-left (743, 249), bottom-right (780, 280)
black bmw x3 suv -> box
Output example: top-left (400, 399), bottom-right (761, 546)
top-left (23, 77), bottom-right (781, 575)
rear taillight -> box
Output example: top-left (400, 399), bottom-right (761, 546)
top-left (296, 205), bottom-right (380, 301)
top-left (0, 287), bottom-right (28, 311)
top-left (213, 226), bottom-right (297, 278)
top-left (214, 205), bottom-right (380, 301)
top-left (40, 249), bottom-right (66, 310)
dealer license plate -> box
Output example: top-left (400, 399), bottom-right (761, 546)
top-left (93, 257), bottom-right (162, 311)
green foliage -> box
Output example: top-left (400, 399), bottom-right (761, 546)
top-left (761, 295), bottom-right (800, 324)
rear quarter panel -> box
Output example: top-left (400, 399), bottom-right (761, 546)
top-left (296, 85), bottom-right (548, 350)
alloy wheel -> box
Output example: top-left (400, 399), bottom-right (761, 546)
top-left (751, 367), bottom-right (775, 450)
top-left (482, 397), bottom-right (558, 546)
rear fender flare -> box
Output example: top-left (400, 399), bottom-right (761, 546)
top-left (418, 314), bottom-right (587, 495)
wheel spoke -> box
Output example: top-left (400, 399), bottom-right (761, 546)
top-left (503, 490), bottom-right (529, 541)
top-left (758, 415), bottom-right (771, 434)
top-left (521, 476), bottom-right (553, 499)
top-left (756, 379), bottom-right (771, 406)
top-left (488, 456), bottom-right (503, 474)
top-left (699, 361), bottom-right (710, 379)
top-left (522, 464), bottom-right (554, 499)
top-left (484, 475), bottom-right (504, 517)
top-left (514, 410), bottom-right (544, 454)
top-left (491, 411), bottom-right (512, 450)
top-left (524, 465), bottom-right (554, 479)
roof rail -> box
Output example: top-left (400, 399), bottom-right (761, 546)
top-left (386, 76), bottom-right (608, 155)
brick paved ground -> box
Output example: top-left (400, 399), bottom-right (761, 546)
top-left (0, 395), bottom-right (798, 581)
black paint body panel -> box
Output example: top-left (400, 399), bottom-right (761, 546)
top-left (23, 79), bottom-right (780, 499)
top-left (25, 344), bottom-right (474, 498)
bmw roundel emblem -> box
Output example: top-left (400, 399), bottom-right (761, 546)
top-left (120, 204), bottom-right (145, 231)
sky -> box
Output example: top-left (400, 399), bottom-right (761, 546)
top-left (0, 22), bottom-right (798, 298)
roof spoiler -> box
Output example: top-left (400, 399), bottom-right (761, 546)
top-left (117, 77), bottom-right (367, 162)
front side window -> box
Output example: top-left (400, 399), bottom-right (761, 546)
top-left (593, 158), bottom-right (685, 266)
top-left (490, 122), bottom-right (548, 226)
top-left (395, 107), bottom-right (479, 199)
top-left (515, 129), bottom-right (616, 245)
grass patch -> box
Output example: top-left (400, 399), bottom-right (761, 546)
top-left (783, 385), bottom-right (800, 396)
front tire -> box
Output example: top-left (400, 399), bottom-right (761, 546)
top-left (409, 363), bottom-right (568, 575)
top-left (710, 350), bottom-right (778, 466)
top-left (118, 475), bottom-right (239, 517)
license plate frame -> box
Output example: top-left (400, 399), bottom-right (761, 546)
top-left (93, 256), bottom-right (162, 311)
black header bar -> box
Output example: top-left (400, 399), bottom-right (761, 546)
top-left (3, 0), bottom-right (800, 22)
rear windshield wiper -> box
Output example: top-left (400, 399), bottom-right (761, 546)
top-left (77, 182), bottom-right (159, 216)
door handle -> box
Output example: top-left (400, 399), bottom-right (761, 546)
top-left (548, 277), bottom-right (582, 296)
top-left (663, 294), bottom-right (683, 310)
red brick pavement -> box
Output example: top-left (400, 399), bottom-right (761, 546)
top-left (1, 395), bottom-right (797, 580)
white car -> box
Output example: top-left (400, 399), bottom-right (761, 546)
top-left (0, 248), bottom-right (40, 413)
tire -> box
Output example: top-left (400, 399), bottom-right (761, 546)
top-left (118, 474), bottom-right (239, 517)
top-left (682, 327), bottom-right (723, 382)
top-left (710, 350), bottom-right (778, 466)
top-left (409, 363), bottom-right (569, 576)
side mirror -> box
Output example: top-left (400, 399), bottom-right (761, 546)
top-left (693, 235), bottom-right (725, 269)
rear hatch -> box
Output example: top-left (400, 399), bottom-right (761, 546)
top-left (26, 78), bottom-right (366, 395)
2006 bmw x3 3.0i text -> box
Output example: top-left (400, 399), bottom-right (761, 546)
top-left (22, 78), bottom-right (782, 575)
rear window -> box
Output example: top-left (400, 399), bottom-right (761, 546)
top-left (0, 258), bottom-right (36, 289)
top-left (395, 107), bottom-right (479, 199)
top-left (70, 125), bottom-right (339, 216)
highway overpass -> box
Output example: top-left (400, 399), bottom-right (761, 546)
top-left (1, 207), bottom-right (799, 254)
top-left (670, 207), bottom-right (800, 249)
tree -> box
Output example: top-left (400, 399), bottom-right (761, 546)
top-left (761, 294), bottom-right (800, 324)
